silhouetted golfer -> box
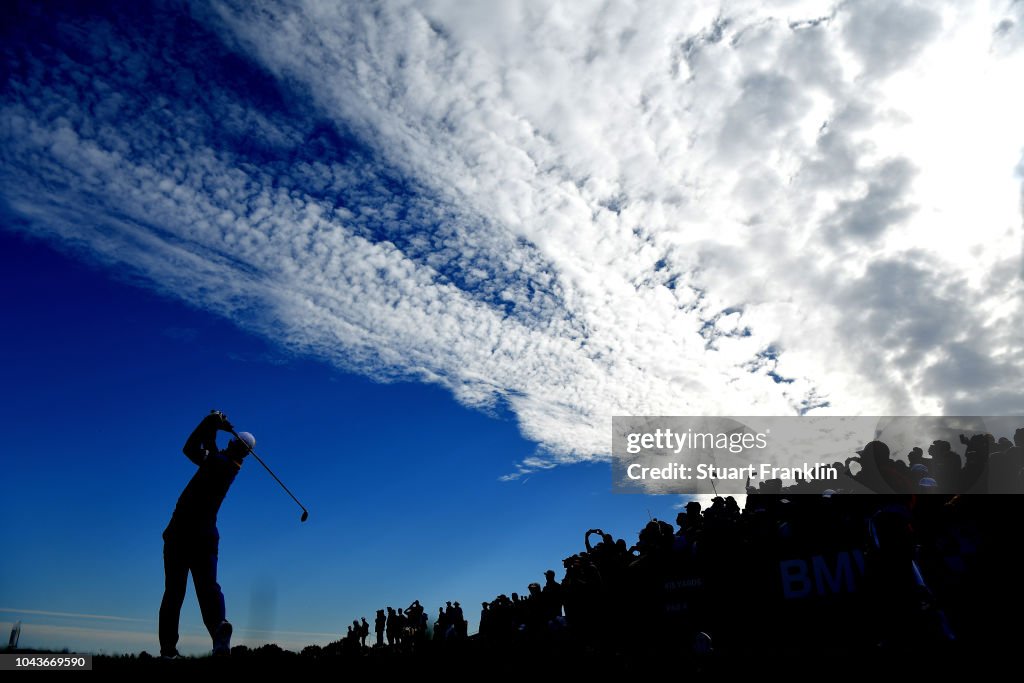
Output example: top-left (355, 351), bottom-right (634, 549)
top-left (159, 410), bottom-right (254, 658)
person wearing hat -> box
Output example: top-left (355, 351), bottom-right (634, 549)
top-left (541, 569), bottom-right (563, 622)
top-left (909, 463), bottom-right (929, 480)
top-left (159, 410), bottom-right (254, 658)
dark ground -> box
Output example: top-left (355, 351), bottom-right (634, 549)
top-left (6, 638), bottom-right (990, 675)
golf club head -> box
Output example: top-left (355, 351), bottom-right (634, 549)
top-left (301, 510), bottom-right (309, 522)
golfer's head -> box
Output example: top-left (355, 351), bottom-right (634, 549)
top-left (227, 431), bottom-right (256, 459)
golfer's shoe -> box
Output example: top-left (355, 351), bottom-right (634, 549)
top-left (212, 620), bottom-right (233, 656)
top-left (159, 649), bottom-right (181, 661)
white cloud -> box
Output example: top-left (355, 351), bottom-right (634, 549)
top-left (3, 0), bottom-right (1022, 474)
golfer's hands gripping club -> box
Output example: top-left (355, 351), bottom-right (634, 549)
top-left (207, 409), bottom-right (234, 432)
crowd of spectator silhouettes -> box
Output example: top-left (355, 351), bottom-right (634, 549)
top-left (325, 428), bottom-right (1021, 661)
top-left (759, 428), bottom-right (1024, 495)
top-left (472, 428), bottom-right (1022, 658)
top-left (335, 599), bottom-right (469, 653)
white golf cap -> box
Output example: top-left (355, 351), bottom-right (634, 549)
top-left (234, 431), bottom-right (256, 450)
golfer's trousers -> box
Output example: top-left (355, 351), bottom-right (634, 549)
top-left (159, 537), bottom-right (225, 654)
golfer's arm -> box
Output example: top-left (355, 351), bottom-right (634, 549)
top-left (182, 418), bottom-right (218, 466)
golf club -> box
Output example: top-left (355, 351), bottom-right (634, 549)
top-left (230, 428), bottom-right (309, 522)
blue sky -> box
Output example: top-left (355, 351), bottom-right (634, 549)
top-left (0, 230), bottom-right (684, 653)
top-left (2, 0), bottom-right (1022, 655)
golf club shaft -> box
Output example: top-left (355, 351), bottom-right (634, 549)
top-left (230, 429), bottom-right (308, 517)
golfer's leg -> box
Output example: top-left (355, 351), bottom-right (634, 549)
top-left (159, 542), bottom-right (188, 656)
top-left (191, 547), bottom-right (226, 637)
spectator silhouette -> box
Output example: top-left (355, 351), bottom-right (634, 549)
top-left (374, 609), bottom-right (385, 646)
top-left (385, 607), bottom-right (396, 646)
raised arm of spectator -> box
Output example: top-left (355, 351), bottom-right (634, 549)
top-left (584, 529), bottom-right (602, 554)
